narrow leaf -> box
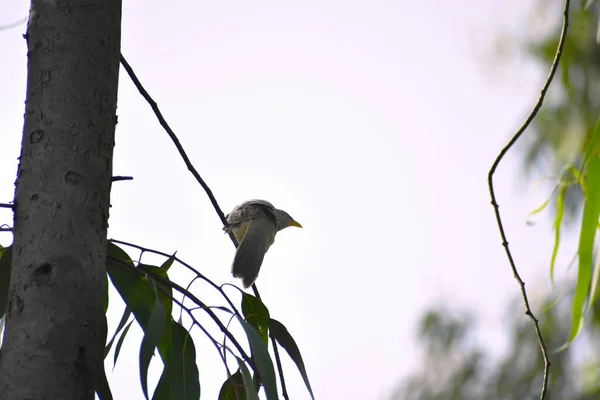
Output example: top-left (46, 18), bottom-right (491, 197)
top-left (580, 117), bottom-right (600, 175)
top-left (550, 185), bottom-right (566, 287)
top-left (237, 316), bottom-right (277, 400)
top-left (570, 156), bottom-right (600, 342)
top-left (241, 293), bottom-right (270, 346)
top-left (269, 318), bottom-right (315, 400)
top-left (96, 314), bottom-right (114, 400)
top-left (105, 307), bottom-right (132, 358)
top-left (140, 283), bottom-right (167, 400)
top-left (153, 321), bottom-right (201, 400)
top-left (114, 320), bottom-right (134, 369)
top-left (236, 357), bottom-right (260, 400)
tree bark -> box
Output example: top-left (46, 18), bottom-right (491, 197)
top-left (0, 1), bottom-right (121, 399)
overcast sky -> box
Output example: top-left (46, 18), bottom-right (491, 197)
top-left (0, 1), bottom-right (576, 399)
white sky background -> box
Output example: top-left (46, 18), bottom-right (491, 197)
top-left (0, 0), bottom-right (580, 399)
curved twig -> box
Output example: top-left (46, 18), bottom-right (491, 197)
top-left (487, 1), bottom-right (570, 399)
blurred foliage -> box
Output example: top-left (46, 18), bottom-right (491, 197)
top-left (522, 0), bottom-right (600, 218)
top-left (391, 296), bottom-right (600, 400)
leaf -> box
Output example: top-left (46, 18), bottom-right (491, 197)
top-left (580, 117), bottom-right (600, 175)
top-left (0, 246), bottom-right (11, 318)
top-left (241, 293), bottom-right (270, 346)
top-left (140, 282), bottom-right (167, 400)
top-left (160, 253), bottom-right (177, 272)
top-left (269, 318), bottom-right (315, 400)
top-left (113, 320), bottom-right (134, 369)
top-left (96, 314), bottom-right (114, 400)
top-left (236, 357), bottom-right (260, 400)
top-left (550, 185), bottom-right (566, 287)
top-left (569, 156), bottom-right (600, 342)
top-left (218, 371), bottom-right (247, 400)
top-left (237, 316), bottom-right (277, 400)
top-left (153, 321), bottom-right (201, 400)
top-left (105, 307), bottom-right (132, 358)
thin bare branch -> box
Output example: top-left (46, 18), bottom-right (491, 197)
top-left (487, 1), bottom-right (570, 399)
top-left (119, 53), bottom-right (290, 394)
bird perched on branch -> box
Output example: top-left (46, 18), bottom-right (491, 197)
top-left (224, 200), bottom-right (302, 288)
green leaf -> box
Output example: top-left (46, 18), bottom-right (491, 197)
top-left (105, 307), bottom-right (132, 359)
top-left (153, 321), bottom-right (201, 400)
top-left (580, 117), bottom-right (600, 175)
top-left (550, 185), bottom-right (566, 287)
top-left (113, 320), bottom-right (134, 369)
top-left (569, 156), bottom-right (600, 342)
top-left (96, 314), bottom-right (114, 400)
top-left (236, 357), bottom-right (260, 400)
top-left (140, 282), bottom-right (167, 400)
top-left (160, 253), bottom-right (177, 272)
top-left (528, 186), bottom-right (558, 217)
top-left (269, 318), bottom-right (315, 400)
top-left (218, 371), bottom-right (247, 400)
top-left (0, 246), bottom-right (11, 318)
top-left (237, 316), bottom-right (277, 400)
top-left (241, 293), bottom-right (270, 346)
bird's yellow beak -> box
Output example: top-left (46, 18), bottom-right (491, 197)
top-left (289, 220), bottom-right (303, 228)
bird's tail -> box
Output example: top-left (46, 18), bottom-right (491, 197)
top-left (231, 220), bottom-right (273, 288)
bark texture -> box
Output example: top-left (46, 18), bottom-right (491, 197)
top-left (0, 0), bottom-right (121, 399)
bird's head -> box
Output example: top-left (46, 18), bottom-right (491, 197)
top-left (274, 209), bottom-right (302, 231)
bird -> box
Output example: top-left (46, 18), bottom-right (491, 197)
top-left (223, 199), bottom-right (302, 288)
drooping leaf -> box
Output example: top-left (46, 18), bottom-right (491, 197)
top-left (218, 371), bottom-right (247, 400)
top-left (0, 246), bottom-right (11, 318)
top-left (236, 356), bottom-right (260, 400)
top-left (153, 321), bottom-right (201, 400)
top-left (96, 313), bottom-right (114, 400)
top-left (569, 156), bottom-right (600, 342)
top-left (241, 293), bottom-right (270, 346)
top-left (105, 307), bottom-right (132, 358)
top-left (140, 282), bottom-right (167, 400)
top-left (237, 316), bottom-right (277, 400)
top-left (580, 117), bottom-right (600, 175)
top-left (113, 320), bottom-right (134, 369)
top-left (269, 318), bottom-right (315, 400)
top-left (550, 185), bottom-right (566, 287)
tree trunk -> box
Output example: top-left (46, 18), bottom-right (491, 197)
top-left (0, 1), bottom-right (122, 399)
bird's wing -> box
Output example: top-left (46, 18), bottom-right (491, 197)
top-left (231, 218), bottom-right (277, 288)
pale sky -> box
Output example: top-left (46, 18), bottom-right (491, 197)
top-left (0, 1), bottom-right (576, 399)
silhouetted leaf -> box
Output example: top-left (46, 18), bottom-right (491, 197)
top-left (153, 321), bottom-right (200, 400)
top-left (241, 293), bottom-right (270, 346)
top-left (270, 318), bottom-right (315, 400)
top-left (140, 282), bottom-right (167, 400)
top-left (236, 357), bottom-right (260, 400)
top-left (218, 371), bottom-right (247, 400)
top-left (105, 307), bottom-right (132, 358)
top-left (238, 316), bottom-right (277, 400)
top-left (113, 320), bottom-right (134, 369)
top-left (96, 314), bottom-right (113, 400)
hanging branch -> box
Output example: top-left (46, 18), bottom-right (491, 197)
top-left (487, 1), bottom-right (570, 399)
